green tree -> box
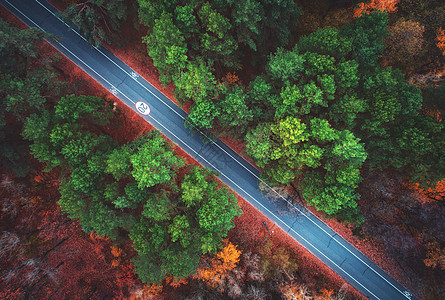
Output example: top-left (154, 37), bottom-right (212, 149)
top-left (339, 11), bottom-right (388, 69)
top-left (175, 60), bottom-right (219, 129)
top-left (231, 0), bottom-right (264, 51)
top-left (181, 166), bottom-right (209, 207)
top-left (245, 123), bottom-right (273, 168)
top-left (216, 84), bottom-right (253, 130)
top-left (130, 166), bottom-right (241, 283)
top-left (266, 47), bottom-right (304, 83)
top-left (137, 0), bottom-right (178, 27)
top-left (257, 0), bottom-right (302, 52)
top-left (143, 12), bottom-right (188, 84)
top-left (198, 2), bottom-right (239, 68)
top-left (298, 26), bottom-right (353, 58)
top-left (130, 131), bottom-right (185, 189)
top-left (175, 60), bottom-right (217, 104)
top-left (0, 19), bottom-right (58, 176)
top-left (61, 0), bottom-right (129, 46)
top-left (246, 76), bottom-right (278, 123)
top-left (175, 4), bottom-right (199, 39)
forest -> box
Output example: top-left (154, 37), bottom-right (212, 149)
top-left (1, 0), bottom-right (444, 299)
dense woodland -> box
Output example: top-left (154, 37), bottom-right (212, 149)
top-left (1, 0), bottom-right (445, 299)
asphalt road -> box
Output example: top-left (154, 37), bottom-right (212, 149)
top-left (0, 1), bottom-right (419, 299)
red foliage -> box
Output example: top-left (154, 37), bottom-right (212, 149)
top-left (222, 72), bottom-right (242, 87)
top-left (228, 194), bottom-right (365, 298)
top-left (409, 179), bottom-right (445, 204)
top-left (353, 0), bottom-right (399, 18)
top-left (436, 27), bottom-right (445, 56)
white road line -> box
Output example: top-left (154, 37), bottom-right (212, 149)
top-left (7, 1), bottom-right (413, 298)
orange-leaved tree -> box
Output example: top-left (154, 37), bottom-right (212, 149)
top-left (424, 241), bottom-right (445, 270)
top-left (222, 72), bottom-right (242, 87)
top-left (195, 240), bottom-right (241, 288)
top-left (110, 245), bottom-right (122, 267)
top-left (437, 27), bottom-right (445, 56)
top-left (353, 0), bottom-right (399, 18)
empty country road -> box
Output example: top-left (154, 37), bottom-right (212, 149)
top-left (0, 0), bottom-right (419, 299)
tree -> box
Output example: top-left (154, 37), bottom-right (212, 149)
top-left (358, 67), bottom-right (422, 138)
top-left (175, 60), bottom-right (219, 129)
top-left (143, 12), bottom-right (188, 84)
top-left (231, 0), bottom-right (263, 51)
top-left (181, 166), bottom-right (209, 207)
top-left (266, 47), bottom-right (304, 84)
top-left (340, 11), bottom-right (388, 69)
top-left (353, 0), bottom-right (399, 18)
top-left (175, 4), bottom-right (199, 39)
top-left (245, 123), bottom-right (273, 168)
top-left (61, 0), bottom-right (129, 46)
top-left (195, 240), bottom-right (241, 287)
top-left (130, 166), bottom-right (241, 283)
top-left (198, 2), bottom-right (239, 68)
top-left (256, 0), bottom-right (302, 52)
top-left (385, 18), bottom-right (425, 69)
top-left (423, 81), bottom-right (445, 118)
top-left (137, 0), bottom-right (178, 28)
top-left (130, 131), bottom-right (185, 189)
top-left (246, 76), bottom-right (277, 123)
top-left (424, 241), bottom-right (445, 270)
top-left (0, 19), bottom-right (58, 177)
top-left (271, 117), bottom-right (309, 148)
top-left (298, 26), bottom-right (353, 58)
top-left (175, 60), bottom-right (217, 104)
top-left (216, 84), bottom-right (253, 131)
top-left (367, 115), bottom-right (445, 187)
top-left (436, 27), bottom-right (445, 55)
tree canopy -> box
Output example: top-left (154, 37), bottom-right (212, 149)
top-left (23, 94), bottom-right (241, 283)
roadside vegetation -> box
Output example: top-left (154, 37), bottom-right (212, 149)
top-left (1, 0), bottom-right (444, 298)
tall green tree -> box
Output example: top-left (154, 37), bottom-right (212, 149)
top-left (24, 94), bottom-right (241, 283)
top-left (61, 0), bottom-right (129, 46)
top-left (339, 10), bottom-right (388, 69)
top-left (0, 19), bottom-right (62, 176)
top-left (129, 166), bottom-right (241, 283)
top-left (143, 12), bottom-right (188, 84)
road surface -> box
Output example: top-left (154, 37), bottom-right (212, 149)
top-left (0, 1), bottom-right (419, 299)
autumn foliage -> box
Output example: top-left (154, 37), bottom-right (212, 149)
top-left (410, 179), bottom-right (445, 204)
top-left (424, 242), bottom-right (445, 270)
top-left (437, 27), bottom-right (445, 56)
top-left (353, 0), bottom-right (399, 18)
top-left (222, 72), bottom-right (242, 87)
top-left (195, 240), bottom-right (241, 288)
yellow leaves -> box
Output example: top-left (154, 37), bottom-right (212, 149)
top-left (196, 240), bottom-right (241, 287)
top-left (320, 288), bottom-right (335, 298)
top-left (216, 240), bottom-right (241, 271)
top-left (272, 117), bottom-right (309, 147)
top-left (353, 0), bottom-right (399, 18)
top-left (437, 27), bottom-right (445, 56)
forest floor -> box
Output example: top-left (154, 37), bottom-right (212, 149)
top-left (1, 2), bottom-right (418, 298)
